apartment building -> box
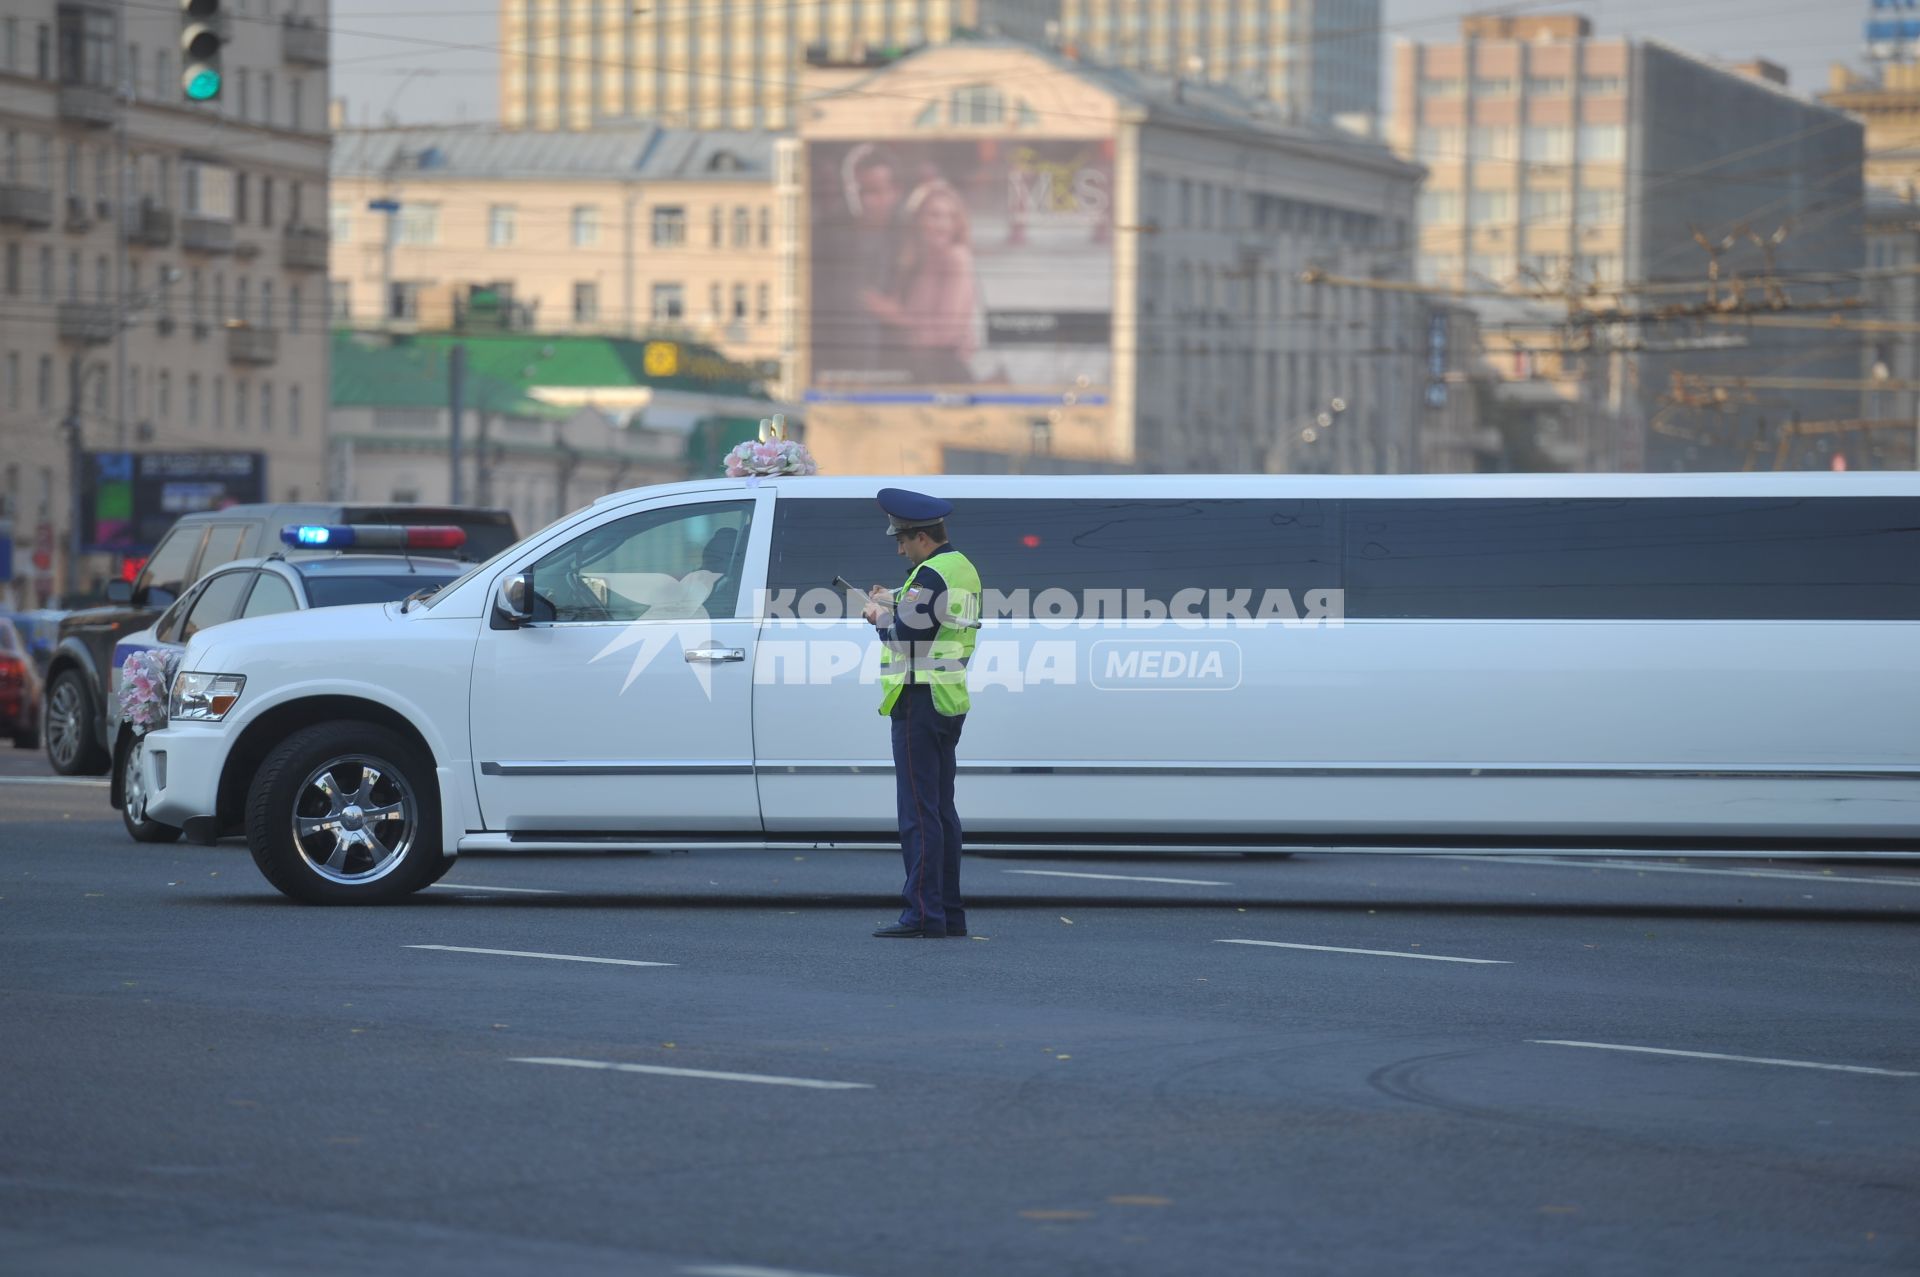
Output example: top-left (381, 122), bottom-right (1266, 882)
top-left (330, 125), bottom-right (780, 368)
top-left (1394, 14), bottom-right (1864, 471)
top-left (789, 40), bottom-right (1423, 475)
top-left (1058, 0), bottom-right (1380, 129)
top-left (0, 0), bottom-right (331, 603)
top-left (500, 0), bottom-right (1057, 132)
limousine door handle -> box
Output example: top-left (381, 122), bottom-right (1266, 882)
top-left (685, 646), bottom-right (746, 664)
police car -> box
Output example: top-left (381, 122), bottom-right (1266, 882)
top-left (112, 525), bottom-right (469, 844)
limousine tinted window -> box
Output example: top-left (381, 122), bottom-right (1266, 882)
top-left (1345, 497), bottom-right (1920, 619)
top-left (770, 498), bottom-right (1341, 614)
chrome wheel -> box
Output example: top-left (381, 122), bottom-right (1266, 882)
top-left (124, 736), bottom-right (150, 824)
top-left (47, 678), bottom-right (84, 770)
top-left (290, 754), bottom-right (418, 885)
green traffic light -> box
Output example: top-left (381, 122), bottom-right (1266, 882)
top-left (185, 68), bottom-right (220, 100)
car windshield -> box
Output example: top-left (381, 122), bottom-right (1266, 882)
top-left (302, 573), bottom-right (465, 609)
top-left (415, 510), bottom-right (575, 609)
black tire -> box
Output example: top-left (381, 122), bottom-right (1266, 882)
top-left (245, 720), bottom-right (442, 905)
top-left (45, 670), bottom-right (110, 775)
top-left (119, 734), bottom-right (183, 844)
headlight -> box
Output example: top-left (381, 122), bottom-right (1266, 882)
top-left (169, 672), bottom-right (246, 722)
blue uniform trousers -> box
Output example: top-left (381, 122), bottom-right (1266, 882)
top-left (890, 682), bottom-right (966, 934)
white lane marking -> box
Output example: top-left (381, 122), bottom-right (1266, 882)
top-left (513, 1057), bottom-right (872, 1091)
top-left (0, 776), bottom-right (110, 787)
top-left (684, 1265), bottom-right (863, 1277)
top-left (406, 945), bottom-right (674, 968)
top-left (424, 883), bottom-right (562, 895)
top-left (1005, 869), bottom-right (1233, 887)
top-left (1217, 938), bottom-right (1508, 965)
top-left (1529, 1039), bottom-right (1919, 1078)
top-left (1438, 854), bottom-right (1920, 889)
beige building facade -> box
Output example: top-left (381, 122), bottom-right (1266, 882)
top-left (1394, 15), bottom-right (1864, 471)
top-left (0, 0), bottom-right (331, 604)
top-left (789, 41), bottom-right (1423, 476)
top-left (500, 0), bottom-right (1057, 133)
top-left (1058, 0), bottom-right (1380, 129)
top-left (330, 126), bottom-right (781, 368)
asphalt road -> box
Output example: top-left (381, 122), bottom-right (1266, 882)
top-left (3, 748), bottom-right (1918, 1276)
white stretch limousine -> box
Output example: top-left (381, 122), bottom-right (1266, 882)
top-left (142, 473), bottom-right (1920, 902)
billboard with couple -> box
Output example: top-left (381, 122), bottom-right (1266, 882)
top-left (807, 138), bottom-right (1114, 394)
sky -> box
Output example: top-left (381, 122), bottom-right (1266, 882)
top-left (330, 1), bottom-right (1867, 129)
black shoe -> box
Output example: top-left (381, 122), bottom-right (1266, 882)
top-left (947, 928), bottom-right (968, 938)
top-left (872, 922), bottom-right (945, 938)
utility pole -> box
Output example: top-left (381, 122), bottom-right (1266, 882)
top-left (448, 343), bottom-right (466, 504)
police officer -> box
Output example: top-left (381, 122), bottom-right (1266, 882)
top-left (862, 488), bottom-right (983, 939)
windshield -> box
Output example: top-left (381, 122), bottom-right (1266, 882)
top-left (303, 573), bottom-right (464, 609)
top-left (416, 509), bottom-right (577, 608)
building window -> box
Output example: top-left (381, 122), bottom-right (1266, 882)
top-left (396, 203), bottom-right (438, 245)
top-left (1419, 189), bottom-right (1461, 223)
top-left (1580, 254), bottom-right (1622, 284)
top-left (651, 205), bottom-right (686, 246)
top-left (262, 71), bottom-right (274, 127)
top-left (731, 283), bottom-right (747, 321)
top-left (1577, 189), bottom-right (1622, 223)
top-left (758, 206), bottom-right (771, 247)
top-left (289, 383), bottom-right (301, 436)
top-left (755, 281), bottom-right (769, 323)
top-left (1579, 124), bottom-right (1625, 161)
top-left (388, 281), bottom-right (421, 320)
top-left (3, 353), bottom-right (16, 411)
top-left (1524, 125), bottom-right (1572, 163)
top-left (2, 243), bottom-right (16, 295)
top-left (37, 246), bottom-right (50, 300)
top-left (289, 76), bottom-right (303, 131)
top-left (1523, 188), bottom-right (1569, 222)
top-left (571, 204), bottom-right (599, 247)
top-left (261, 280), bottom-right (273, 328)
top-left (1469, 125), bottom-right (1517, 161)
top-left (235, 275), bottom-right (249, 324)
top-left (235, 378), bottom-right (249, 431)
top-left (732, 206), bottom-right (750, 247)
top-left (651, 282), bottom-right (684, 321)
top-left (212, 376), bottom-right (224, 431)
top-left (261, 381), bottom-right (273, 432)
top-left (1580, 75), bottom-right (1623, 96)
top-left (950, 84), bottom-right (1004, 124)
top-left (1526, 77), bottom-right (1568, 96)
top-left (1471, 77), bottom-right (1513, 97)
top-left (1468, 188), bottom-right (1512, 222)
top-left (287, 284), bottom-right (300, 332)
top-left (1421, 77), bottom-right (1463, 99)
top-left (186, 373), bottom-right (199, 423)
top-left (1415, 126), bottom-right (1462, 161)
top-left (573, 281), bottom-right (598, 323)
top-left (157, 370), bottom-right (169, 420)
top-left (56, 5), bottom-right (115, 88)
top-left (330, 200), bottom-right (351, 243)
top-left (489, 204), bottom-right (515, 246)
top-left (329, 279), bottom-right (350, 320)
top-left (261, 177), bottom-right (273, 228)
top-left (708, 282), bottom-right (722, 321)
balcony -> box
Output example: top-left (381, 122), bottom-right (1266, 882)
top-left (58, 301), bottom-right (117, 345)
top-left (57, 83), bottom-right (118, 128)
top-left (126, 201), bottom-right (173, 247)
top-left (282, 224), bottom-right (329, 271)
top-left (226, 324), bottom-right (278, 365)
top-left (180, 214), bottom-right (234, 255)
top-left (282, 15), bottom-right (327, 66)
top-left (0, 183), bottom-right (54, 228)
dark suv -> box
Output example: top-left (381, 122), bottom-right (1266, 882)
top-left (44, 503), bottom-right (518, 775)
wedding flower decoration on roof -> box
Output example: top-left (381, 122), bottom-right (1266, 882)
top-left (724, 414), bottom-right (818, 478)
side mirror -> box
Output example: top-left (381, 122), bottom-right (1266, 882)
top-left (494, 573), bottom-right (532, 627)
top-left (106, 580), bottom-right (133, 605)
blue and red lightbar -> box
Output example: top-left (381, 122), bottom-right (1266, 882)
top-left (280, 524), bottom-right (467, 551)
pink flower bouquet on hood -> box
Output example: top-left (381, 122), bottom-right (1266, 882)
top-left (117, 648), bottom-right (181, 737)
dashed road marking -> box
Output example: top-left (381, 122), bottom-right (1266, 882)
top-left (0, 776), bottom-right (110, 787)
top-left (1005, 869), bottom-right (1232, 887)
top-left (1528, 1039), bottom-right (1918, 1077)
top-left (1217, 938), bottom-right (1508, 965)
top-left (406, 945), bottom-right (673, 968)
top-left (424, 883), bottom-right (562, 895)
top-left (1438, 855), bottom-right (1920, 888)
top-left (514, 1057), bottom-right (872, 1090)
